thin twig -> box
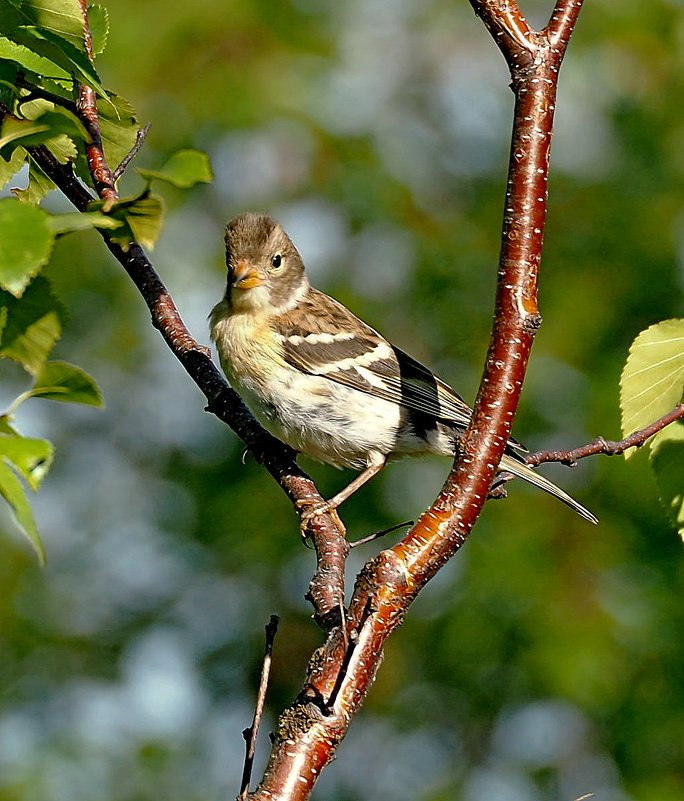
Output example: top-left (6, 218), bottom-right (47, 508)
top-left (349, 520), bottom-right (413, 549)
top-left (526, 404), bottom-right (684, 467)
top-left (113, 122), bottom-right (151, 181)
top-left (239, 615), bottom-right (279, 801)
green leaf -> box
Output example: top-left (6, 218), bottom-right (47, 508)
top-left (95, 92), bottom-right (139, 176)
top-left (121, 192), bottom-right (163, 250)
top-left (0, 33), bottom-right (70, 79)
top-left (0, 112), bottom-right (78, 166)
top-left (0, 198), bottom-right (54, 297)
top-left (0, 431), bottom-right (53, 490)
top-left (620, 319), bottom-right (684, 458)
top-left (0, 275), bottom-right (65, 373)
top-left (12, 159), bottom-right (56, 205)
top-left (1, 0), bottom-right (88, 51)
top-left (8, 26), bottom-right (104, 95)
top-left (0, 418), bottom-right (17, 436)
top-left (0, 458), bottom-right (45, 564)
top-left (88, 4), bottom-right (108, 55)
top-left (92, 188), bottom-right (164, 251)
top-left (0, 145), bottom-right (27, 190)
top-left (650, 421), bottom-right (684, 540)
top-left (19, 99), bottom-right (86, 136)
top-left (47, 210), bottom-right (122, 234)
top-left (137, 149), bottom-right (213, 189)
top-left (28, 359), bottom-right (103, 407)
top-left (3, 103), bottom-right (86, 165)
top-left (0, 115), bottom-right (50, 151)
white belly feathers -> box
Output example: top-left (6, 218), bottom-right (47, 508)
top-left (211, 308), bottom-right (403, 470)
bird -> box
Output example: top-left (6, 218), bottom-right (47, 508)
top-left (210, 212), bottom-right (597, 525)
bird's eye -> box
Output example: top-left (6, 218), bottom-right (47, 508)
top-left (271, 253), bottom-right (282, 270)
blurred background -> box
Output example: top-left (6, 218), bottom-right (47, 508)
top-left (1, 0), bottom-right (683, 799)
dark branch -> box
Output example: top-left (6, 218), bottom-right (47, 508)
top-left (0, 104), bottom-right (349, 624)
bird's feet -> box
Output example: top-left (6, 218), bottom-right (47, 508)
top-left (296, 497), bottom-right (346, 538)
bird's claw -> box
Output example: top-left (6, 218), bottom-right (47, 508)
top-left (296, 498), bottom-right (345, 539)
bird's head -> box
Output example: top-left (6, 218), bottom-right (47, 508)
top-left (223, 213), bottom-right (308, 314)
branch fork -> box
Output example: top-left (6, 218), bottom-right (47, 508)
top-left (13, 3), bottom-right (678, 799)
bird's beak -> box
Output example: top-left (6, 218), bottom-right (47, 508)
top-left (231, 259), bottom-right (264, 290)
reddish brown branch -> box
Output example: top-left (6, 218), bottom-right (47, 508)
top-left (76, 0), bottom-right (118, 204)
top-left (248, 2), bottom-right (586, 797)
top-left (527, 404), bottom-right (684, 467)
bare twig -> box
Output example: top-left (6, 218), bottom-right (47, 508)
top-left (527, 404), bottom-right (684, 466)
top-left (112, 122), bottom-right (151, 181)
top-left (349, 520), bottom-right (413, 549)
top-left (239, 615), bottom-right (280, 801)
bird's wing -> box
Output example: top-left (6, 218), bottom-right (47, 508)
top-left (275, 289), bottom-right (474, 429)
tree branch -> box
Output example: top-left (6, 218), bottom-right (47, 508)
top-left (0, 109), bottom-right (348, 627)
top-left (526, 404), bottom-right (684, 466)
top-left (248, 2), bottom-right (586, 797)
top-left (76, 0), bottom-right (118, 204)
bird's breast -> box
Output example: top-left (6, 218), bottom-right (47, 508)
top-left (211, 309), bottom-right (285, 390)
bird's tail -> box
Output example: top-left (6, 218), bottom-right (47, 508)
top-left (499, 453), bottom-right (598, 524)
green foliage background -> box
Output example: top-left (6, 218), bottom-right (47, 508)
top-left (1, 1), bottom-right (683, 799)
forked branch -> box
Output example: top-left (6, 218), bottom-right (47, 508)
top-left (248, 2), bottom-right (585, 798)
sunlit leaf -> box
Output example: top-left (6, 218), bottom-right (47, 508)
top-left (1, 0), bottom-right (87, 50)
top-left (6, 26), bottom-right (104, 95)
top-left (650, 421), bottom-right (684, 540)
top-left (0, 431), bottom-right (53, 491)
top-left (0, 275), bottom-right (65, 373)
top-left (138, 149), bottom-right (213, 189)
top-left (122, 192), bottom-right (163, 250)
top-left (0, 111), bottom-right (80, 165)
top-left (620, 319), bottom-right (684, 458)
top-left (96, 92), bottom-right (139, 177)
top-left (12, 160), bottom-right (55, 205)
top-left (0, 458), bottom-right (45, 564)
top-left (0, 33), bottom-right (67, 78)
top-left (92, 188), bottom-right (164, 251)
top-left (0, 145), bottom-right (27, 190)
top-left (0, 115), bottom-right (50, 151)
top-left (88, 4), bottom-right (108, 55)
top-left (47, 211), bottom-right (122, 234)
top-left (0, 198), bottom-right (53, 297)
top-left (29, 359), bottom-right (104, 407)
top-left (19, 100), bottom-right (87, 136)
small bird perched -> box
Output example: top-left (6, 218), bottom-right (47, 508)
top-left (210, 212), bottom-right (597, 525)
